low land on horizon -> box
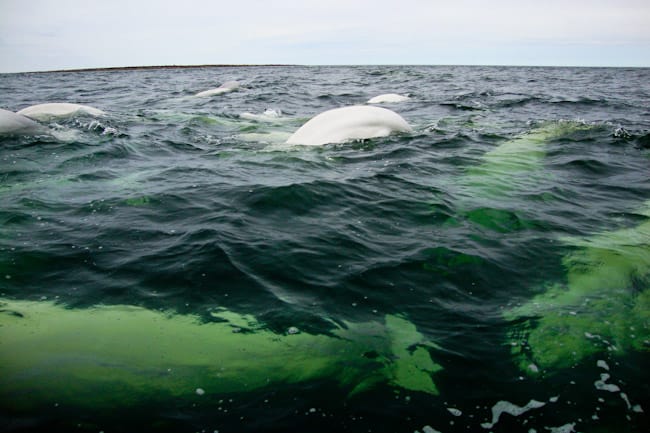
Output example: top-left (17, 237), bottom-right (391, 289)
top-left (11, 63), bottom-right (649, 74)
top-left (21, 64), bottom-right (295, 74)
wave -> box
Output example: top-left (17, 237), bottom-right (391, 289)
top-left (1, 65), bottom-right (649, 433)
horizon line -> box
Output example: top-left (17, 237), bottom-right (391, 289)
top-left (2, 63), bottom-right (649, 74)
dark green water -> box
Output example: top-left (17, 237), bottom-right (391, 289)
top-left (1, 66), bottom-right (649, 432)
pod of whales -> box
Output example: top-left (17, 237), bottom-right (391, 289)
top-left (17, 102), bottom-right (105, 121)
top-left (195, 80), bottom-right (240, 97)
top-left (1, 85), bottom-right (649, 433)
top-left (0, 108), bottom-right (47, 136)
top-left (286, 105), bottom-right (412, 146)
top-left (4, 93), bottom-right (412, 147)
top-left (367, 93), bottom-right (410, 104)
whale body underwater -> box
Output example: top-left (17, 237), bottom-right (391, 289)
top-left (0, 298), bottom-right (441, 410)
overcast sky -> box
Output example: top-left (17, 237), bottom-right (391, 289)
top-left (1, 0), bottom-right (648, 72)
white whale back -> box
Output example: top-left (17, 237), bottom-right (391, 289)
top-left (17, 103), bottom-right (104, 121)
top-left (0, 109), bottom-right (47, 136)
top-left (195, 81), bottom-right (240, 97)
top-left (367, 93), bottom-right (410, 104)
top-left (286, 105), bottom-right (412, 146)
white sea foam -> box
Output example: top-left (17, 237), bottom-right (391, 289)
top-left (240, 109), bottom-right (284, 122)
top-left (544, 422), bottom-right (575, 433)
top-left (481, 399), bottom-right (546, 429)
top-left (594, 373), bottom-right (620, 392)
top-left (620, 392), bottom-right (631, 409)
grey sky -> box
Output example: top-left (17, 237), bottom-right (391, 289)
top-left (1, 0), bottom-right (648, 72)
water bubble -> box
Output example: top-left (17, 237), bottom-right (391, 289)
top-left (596, 360), bottom-right (609, 371)
top-left (594, 373), bottom-right (620, 392)
top-left (620, 392), bottom-right (631, 409)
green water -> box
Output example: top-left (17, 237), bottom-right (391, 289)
top-left (1, 65), bottom-right (649, 432)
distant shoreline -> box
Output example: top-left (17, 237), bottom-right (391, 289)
top-left (25, 64), bottom-right (296, 74)
top-left (8, 64), bottom-right (646, 74)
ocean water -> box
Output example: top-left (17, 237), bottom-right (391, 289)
top-left (1, 65), bottom-right (649, 433)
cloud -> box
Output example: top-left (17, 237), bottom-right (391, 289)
top-left (0, 0), bottom-right (649, 72)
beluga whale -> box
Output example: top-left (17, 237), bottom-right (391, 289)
top-left (286, 105), bottom-right (412, 146)
top-left (0, 297), bottom-right (442, 410)
top-left (0, 108), bottom-right (48, 136)
top-left (17, 103), bottom-right (105, 121)
top-left (195, 80), bottom-right (240, 97)
top-left (367, 93), bottom-right (410, 104)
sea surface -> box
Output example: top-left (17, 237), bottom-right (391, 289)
top-left (1, 65), bottom-right (649, 433)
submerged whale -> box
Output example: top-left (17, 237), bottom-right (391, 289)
top-left (505, 202), bottom-right (650, 373)
top-left (195, 80), bottom-right (240, 97)
top-left (450, 121), bottom-right (650, 374)
top-left (16, 102), bottom-right (105, 121)
top-left (286, 105), bottom-right (412, 146)
top-left (0, 298), bottom-right (441, 410)
top-left (0, 108), bottom-right (47, 136)
top-left (367, 93), bottom-right (410, 104)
